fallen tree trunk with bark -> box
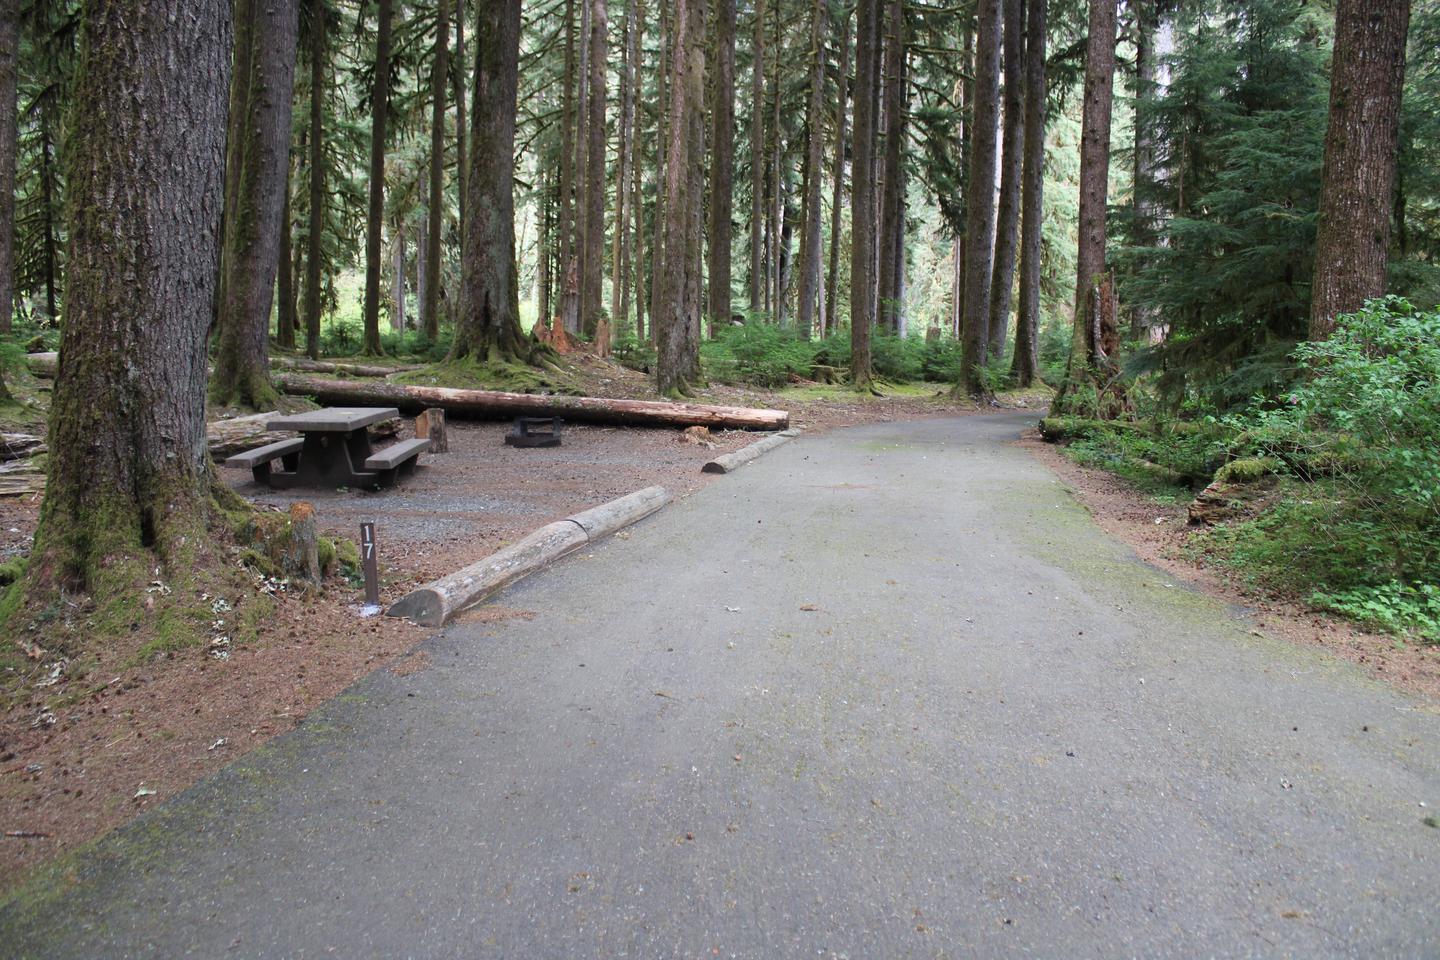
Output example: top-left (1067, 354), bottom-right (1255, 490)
top-left (28, 352), bottom-right (418, 381)
top-left (269, 356), bottom-right (421, 378)
top-left (273, 374), bottom-right (791, 431)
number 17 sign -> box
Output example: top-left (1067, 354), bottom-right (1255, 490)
top-left (360, 522), bottom-right (380, 607)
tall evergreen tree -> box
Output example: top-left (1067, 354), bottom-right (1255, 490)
top-left (361, 0), bottom-right (395, 355)
top-left (1310, 0), bottom-right (1412, 338)
top-left (956, 0), bottom-right (1001, 397)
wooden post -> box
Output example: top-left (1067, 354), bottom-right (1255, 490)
top-left (415, 408), bottom-right (449, 453)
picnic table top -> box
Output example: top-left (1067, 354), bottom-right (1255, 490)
top-left (267, 407), bottom-right (400, 433)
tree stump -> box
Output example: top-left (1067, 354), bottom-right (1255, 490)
top-left (283, 502), bottom-right (322, 586)
top-left (415, 408), bottom-right (449, 453)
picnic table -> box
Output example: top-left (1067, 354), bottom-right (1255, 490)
top-left (225, 406), bottom-right (430, 489)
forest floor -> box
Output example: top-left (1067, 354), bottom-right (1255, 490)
top-left (0, 354), bottom-right (1033, 892)
top-left (1021, 436), bottom-right (1440, 702)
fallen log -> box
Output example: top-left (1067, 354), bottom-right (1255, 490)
top-left (387, 486), bottom-right (671, 627)
top-left (0, 434), bottom-right (45, 463)
top-left (270, 356), bottom-right (421, 378)
top-left (274, 374), bottom-right (790, 431)
top-left (702, 429), bottom-right (801, 474)
top-left (28, 352), bottom-right (419, 382)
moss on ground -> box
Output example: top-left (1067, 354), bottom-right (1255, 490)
top-left (394, 359), bottom-right (579, 395)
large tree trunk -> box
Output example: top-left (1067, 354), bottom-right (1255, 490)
top-left (581, 0), bottom-right (607, 340)
top-left (213, 0), bottom-right (298, 409)
top-left (361, 0), bottom-right (394, 355)
top-left (875, 0), bottom-right (905, 333)
top-left (558, 0), bottom-right (580, 334)
top-left (794, 0), bottom-right (827, 338)
top-left (392, 218), bottom-right (407, 332)
top-left (1309, 0), bottom-right (1411, 339)
top-left (612, 0), bottom-right (637, 332)
top-left (1057, 0), bottom-right (1120, 412)
top-left (451, 0), bottom-right (530, 362)
top-left (24, 0), bottom-right (231, 607)
top-left (424, 0), bottom-right (450, 343)
top-left (1010, 0), bottom-right (1045, 387)
top-left (747, 0), bottom-right (765, 317)
top-left (0, 0), bottom-right (17, 334)
top-left (277, 168), bottom-right (297, 349)
top-left (304, 0), bottom-right (325, 361)
top-left (654, 0), bottom-right (706, 396)
top-left (987, 0), bottom-right (1024, 360)
top-left (956, 0), bottom-right (1001, 397)
top-left (453, 2), bottom-right (469, 234)
top-left (849, 0), bottom-right (881, 389)
top-left (823, 7), bottom-right (851, 338)
top-left (706, 0), bottom-right (737, 337)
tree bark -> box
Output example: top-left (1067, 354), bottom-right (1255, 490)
top-left (277, 166), bottom-right (297, 349)
top-left (987, 0), bottom-right (1024, 359)
top-left (1010, 0), bottom-right (1045, 386)
top-left (613, 0), bottom-right (637, 332)
top-left (795, 0), bottom-right (827, 339)
top-left (0, 0), bottom-right (17, 333)
top-left (304, 0), bottom-right (325, 360)
top-left (654, 0), bottom-right (706, 396)
top-left (424, 0), bottom-right (450, 343)
top-left (581, 0), bottom-right (607, 339)
top-left (823, 8), bottom-right (851, 338)
top-left (361, 0), bottom-right (394, 355)
top-left (1058, 0), bottom-right (1120, 410)
top-left (849, 0), bottom-right (881, 389)
top-left (558, 0), bottom-right (580, 334)
top-left (957, 0), bottom-right (1001, 397)
top-left (454, 1), bottom-right (469, 235)
top-left (392, 218), bottom-right (407, 332)
top-left (707, 0), bottom-right (737, 337)
top-left (213, 0), bottom-right (298, 409)
top-left (1309, 0), bottom-right (1411, 339)
top-left (748, 0), bottom-right (766, 316)
top-left (451, 0), bottom-right (530, 363)
top-left (25, 0), bottom-right (231, 604)
top-left (876, 0), bottom-right (905, 334)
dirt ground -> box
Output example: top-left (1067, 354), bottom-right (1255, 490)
top-left (1021, 435), bottom-right (1440, 704)
top-left (0, 362), bottom-right (993, 891)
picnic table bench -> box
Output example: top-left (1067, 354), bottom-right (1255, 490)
top-left (226, 407), bottom-right (428, 489)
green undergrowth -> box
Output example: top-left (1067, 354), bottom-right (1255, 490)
top-left (1043, 298), bottom-right (1440, 645)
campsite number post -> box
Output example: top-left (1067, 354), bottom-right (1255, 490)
top-left (360, 522), bottom-right (380, 607)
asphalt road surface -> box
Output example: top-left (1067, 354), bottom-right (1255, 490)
top-left (4, 412), bottom-right (1437, 958)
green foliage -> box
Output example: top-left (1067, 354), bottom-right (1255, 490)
top-left (1311, 582), bottom-right (1440, 644)
top-left (611, 331), bottom-right (657, 373)
top-left (702, 322), bottom-right (817, 387)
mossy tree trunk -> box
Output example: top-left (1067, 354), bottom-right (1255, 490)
top-left (450, 0), bottom-right (531, 363)
top-left (794, 0), bottom-right (826, 339)
top-left (876, 0), bottom-right (905, 334)
top-left (849, 0), bottom-right (880, 390)
top-left (988, 0), bottom-right (1025, 359)
top-left (212, 0), bottom-right (298, 410)
top-left (653, 0), bottom-right (706, 397)
top-left (21, 0), bottom-right (231, 605)
top-left (822, 9), bottom-right (850, 338)
top-left (423, 0), bottom-right (449, 344)
top-left (304, 0), bottom-right (326, 361)
top-left (580, 0), bottom-right (607, 340)
top-left (955, 0), bottom-right (1000, 398)
top-left (1010, 0), bottom-right (1045, 387)
top-left (0, 0), bottom-right (18, 335)
top-left (361, 0), bottom-right (394, 356)
top-left (705, 0), bottom-right (736, 339)
top-left (1055, 0), bottom-right (1122, 416)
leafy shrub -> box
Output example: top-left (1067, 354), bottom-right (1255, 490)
top-left (1311, 581), bottom-right (1440, 644)
top-left (611, 331), bottom-right (656, 373)
top-left (702, 322), bottom-right (817, 387)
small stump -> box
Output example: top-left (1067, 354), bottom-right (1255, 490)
top-left (415, 408), bottom-right (449, 453)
